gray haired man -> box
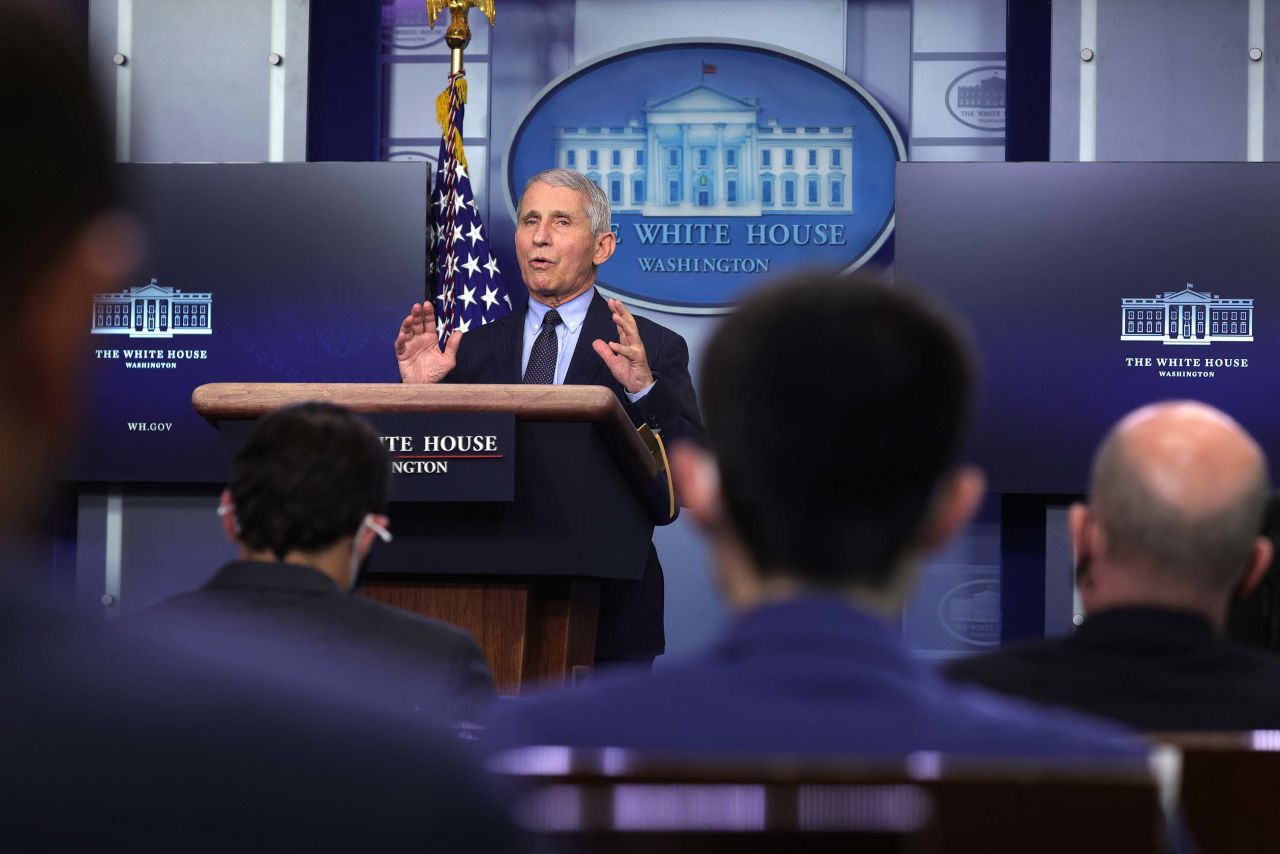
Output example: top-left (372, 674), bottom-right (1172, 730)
top-left (394, 168), bottom-right (704, 666)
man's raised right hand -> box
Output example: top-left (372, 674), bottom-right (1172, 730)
top-left (395, 302), bottom-right (462, 384)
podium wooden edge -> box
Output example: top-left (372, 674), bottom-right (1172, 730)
top-left (194, 381), bottom-right (615, 420)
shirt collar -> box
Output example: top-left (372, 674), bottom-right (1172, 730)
top-left (1075, 605), bottom-right (1218, 650)
top-left (715, 594), bottom-right (919, 670)
top-left (204, 560), bottom-right (341, 596)
top-left (526, 285), bottom-right (595, 334)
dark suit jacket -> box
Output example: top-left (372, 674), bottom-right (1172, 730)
top-left (944, 606), bottom-right (1280, 731)
top-left (130, 561), bottom-right (494, 721)
top-left (1, 583), bottom-right (520, 850)
top-left (448, 290), bottom-right (704, 658)
top-left (486, 596), bottom-right (1142, 759)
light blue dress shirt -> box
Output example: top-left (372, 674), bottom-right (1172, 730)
top-left (521, 286), bottom-right (654, 401)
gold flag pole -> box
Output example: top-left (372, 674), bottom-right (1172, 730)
top-left (426, 0), bottom-right (497, 75)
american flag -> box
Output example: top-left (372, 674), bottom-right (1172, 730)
top-left (430, 69), bottom-right (509, 344)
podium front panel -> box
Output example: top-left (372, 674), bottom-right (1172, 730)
top-left (367, 420), bottom-right (652, 582)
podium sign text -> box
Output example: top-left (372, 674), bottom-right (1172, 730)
top-left (368, 412), bottom-right (515, 502)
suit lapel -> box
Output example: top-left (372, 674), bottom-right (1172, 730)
top-left (563, 291), bottom-right (614, 386)
top-left (496, 309), bottom-right (523, 383)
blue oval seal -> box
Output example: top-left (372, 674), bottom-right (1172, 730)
top-left (936, 580), bottom-right (1000, 647)
top-left (505, 39), bottom-right (906, 314)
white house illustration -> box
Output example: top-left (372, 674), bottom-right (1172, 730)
top-left (92, 278), bottom-right (212, 339)
top-left (554, 84), bottom-right (854, 217)
top-left (1121, 283), bottom-right (1253, 345)
top-left (958, 74), bottom-right (1006, 109)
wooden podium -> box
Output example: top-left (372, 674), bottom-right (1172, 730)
top-left (192, 382), bottom-right (667, 696)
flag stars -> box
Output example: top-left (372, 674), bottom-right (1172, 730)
top-left (430, 109), bottom-right (509, 341)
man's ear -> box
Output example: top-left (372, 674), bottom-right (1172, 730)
top-left (1068, 502), bottom-right (1095, 591)
top-left (358, 513), bottom-right (390, 555)
top-left (592, 227), bottom-right (617, 266)
top-left (1069, 501), bottom-right (1091, 560)
top-left (217, 488), bottom-right (240, 543)
top-left (1237, 535), bottom-right (1274, 598)
top-left (917, 465), bottom-right (985, 553)
top-left (669, 442), bottom-right (721, 532)
top-left (354, 527), bottom-right (376, 559)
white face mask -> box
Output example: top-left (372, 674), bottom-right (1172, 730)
top-left (347, 513), bottom-right (392, 591)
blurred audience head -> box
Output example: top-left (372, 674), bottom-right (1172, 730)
top-left (0, 0), bottom-right (136, 535)
top-left (673, 270), bottom-right (984, 614)
top-left (223, 402), bottom-right (391, 590)
top-left (1074, 401), bottom-right (1272, 629)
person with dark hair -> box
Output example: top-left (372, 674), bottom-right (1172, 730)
top-left (132, 402), bottom-right (495, 720)
top-left (484, 271), bottom-right (1138, 758)
top-left (228, 400), bottom-right (394, 569)
top-left (1227, 494), bottom-right (1280, 652)
top-left (0, 3), bottom-right (520, 848)
top-left (946, 401), bottom-right (1280, 730)
top-left (395, 167), bottom-right (704, 670)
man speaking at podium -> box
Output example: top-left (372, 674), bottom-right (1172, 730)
top-left (395, 168), bottom-right (703, 668)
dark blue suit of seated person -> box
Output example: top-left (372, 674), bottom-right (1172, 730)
top-left (396, 168), bottom-right (704, 666)
top-left (131, 402), bottom-right (494, 722)
top-left (485, 272), bottom-right (1141, 760)
top-left (947, 402), bottom-right (1280, 732)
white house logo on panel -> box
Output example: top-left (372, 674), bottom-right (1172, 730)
top-left (945, 66), bottom-right (1006, 132)
top-left (938, 580), bottom-right (1000, 648)
top-left (91, 278), bottom-right (213, 339)
top-left (1121, 283), bottom-right (1253, 346)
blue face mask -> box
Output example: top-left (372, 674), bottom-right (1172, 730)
top-left (347, 513), bottom-right (392, 591)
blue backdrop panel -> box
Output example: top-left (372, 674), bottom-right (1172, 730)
top-left (897, 162), bottom-right (1278, 495)
top-left (71, 162), bottom-right (427, 483)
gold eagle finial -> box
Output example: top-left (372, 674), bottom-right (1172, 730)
top-left (427, 0), bottom-right (495, 28)
top-left (426, 0), bottom-right (495, 73)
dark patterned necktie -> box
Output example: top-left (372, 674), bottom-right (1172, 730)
top-left (522, 309), bottom-right (562, 384)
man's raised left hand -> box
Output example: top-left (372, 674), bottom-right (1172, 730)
top-left (592, 297), bottom-right (655, 394)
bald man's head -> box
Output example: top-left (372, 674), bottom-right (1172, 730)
top-left (1089, 401), bottom-right (1270, 593)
